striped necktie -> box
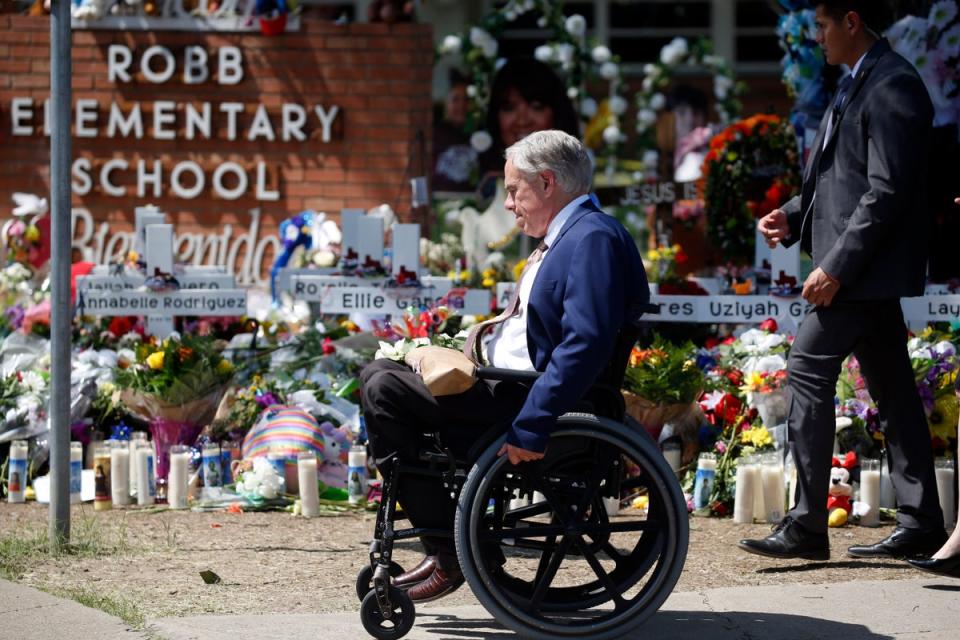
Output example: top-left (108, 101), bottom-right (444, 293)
top-left (462, 240), bottom-right (547, 365)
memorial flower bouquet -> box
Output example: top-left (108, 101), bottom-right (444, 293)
top-left (113, 333), bottom-right (234, 498)
top-left (645, 244), bottom-right (709, 295)
top-left (622, 336), bottom-right (704, 435)
top-left (717, 320), bottom-right (791, 431)
top-left (702, 114), bottom-right (801, 264)
top-left (907, 333), bottom-right (959, 453)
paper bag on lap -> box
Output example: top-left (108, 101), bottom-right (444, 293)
top-left (404, 346), bottom-right (477, 396)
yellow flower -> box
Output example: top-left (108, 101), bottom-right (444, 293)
top-left (939, 369), bottom-right (958, 391)
top-left (929, 395), bottom-right (959, 442)
top-left (740, 426), bottom-right (773, 448)
top-left (460, 269), bottom-right (472, 281)
top-left (217, 359), bottom-right (234, 375)
top-left (740, 371), bottom-right (766, 394)
top-left (146, 351), bottom-right (165, 370)
top-left (24, 225), bottom-right (40, 243)
top-left (447, 270), bottom-right (458, 280)
top-left (482, 277), bottom-right (495, 288)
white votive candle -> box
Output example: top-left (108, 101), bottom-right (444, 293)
top-left (761, 453), bottom-right (785, 524)
top-left (168, 445), bottom-right (191, 510)
top-left (935, 458), bottom-right (956, 528)
top-left (136, 444), bottom-right (156, 506)
top-left (7, 440), bottom-right (28, 503)
top-left (733, 458), bottom-right (757, 524)
top-left (859, 459), bottom-right (881, 527)
top-left (128, 432), bottom-right (148, 499)
top-left (298, 453), bottom-right (320, 518)
top-left (109, 440), bottom-right (130, 506)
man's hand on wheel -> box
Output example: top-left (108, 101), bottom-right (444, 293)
top-left (498, 443), bottom-right (545, 465)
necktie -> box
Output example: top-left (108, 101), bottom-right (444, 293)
top-left (462, 240), bottom-right (547, 365)
top-left (823, 74), bottom-right (854, 149)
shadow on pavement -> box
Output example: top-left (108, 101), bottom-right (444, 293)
top-left (413, 610), bottom-right (894, 640)
top-left (922, 583), bottom-right (960, 592)
top-left (756, 560), bottom-right (907, 573)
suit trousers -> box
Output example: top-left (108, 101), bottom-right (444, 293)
top-left (786, 300), bottom-right (944, 533)
top-left (359, 358), bottom-right (527, 564)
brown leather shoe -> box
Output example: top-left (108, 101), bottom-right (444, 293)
top-left (406, 564), bottom-right (465, 602)
top-left (392, 555), bottom-right (437, 590)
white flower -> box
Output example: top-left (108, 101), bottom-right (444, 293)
top-left (580, 97), bottom-right (598, 118)
top-left (591, 45), bottom-right (612, 63)
top-left (602, 125), bottom-right (622, 145)
top-left (534, 44), bottom-right (554, 62)
top-left (714, 75), bottom-right (734, 99)
top-left (753, 354), bottom-right (787, 374)
top-left (599, 61), bottom-right (619, 80)
top-left (929, 0), bottom-right (958, 30)
top-left (907, 337), bottom-right (924, 352)
top-left (470, 27), bottom-right (498, 58)
top-left (567, 86), bottom-right (579, 99)
top-left (440, 34), bottom-right (462, 55)
top-left (555, 43), bottom-right (575, 68)
top-left (495, 57), bottom-right (507, 71)
top-left (641, 76), bottom-right (655, 93)
top-left (630, 171), bottom-right (645, 183)
top-left (637, 109), bottom-right (657, 127)
top-left (911, 347), bottom-right (934, 361)
top-left (932, 341), bottom-right (956, 359)
top-left (20, 371), bottom-right (45, 394)
top-left (609, 95), bottom-right (628, 116)
top-left (660, 37), bottom-right (689, 66)
top-left (504, 10), bottom-right (517, 21)
top-left (565, 14), bottom-right (587, 38)
top-left (642, 150), bottom-right (659, 170)
top-left (649, 92), bottom-right (666, 111)
top-left (466, 84), bottom-right (477, 98)
top-left (703, 54), bottom-right (722, 68)
top-left (470, 130), bottom-right (493, 153)
top-left (643, 63), bottom-right (657, 76)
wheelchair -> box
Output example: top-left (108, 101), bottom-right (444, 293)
top-left (356, 306), bottom-right (688, 639)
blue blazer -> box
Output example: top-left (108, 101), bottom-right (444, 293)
top-left (508, 200), bottom-right (649, 452)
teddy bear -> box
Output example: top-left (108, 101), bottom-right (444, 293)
top-left (827, 451), bottom-right (857, 527)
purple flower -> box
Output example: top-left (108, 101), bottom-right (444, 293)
top-left (917, 383), bottom-right (935, 412)
top-left (5, 305), bottom-right (24, 330)
top-left (255, 392), bottom-right (279, 407)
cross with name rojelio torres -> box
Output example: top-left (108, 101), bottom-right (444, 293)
top-left (77, 206), bottom-right (248, 337)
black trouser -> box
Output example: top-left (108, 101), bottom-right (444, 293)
top-left (787, 300), bottom-right (943, 533)
top-left (359, 358), bottom-right (527, 568)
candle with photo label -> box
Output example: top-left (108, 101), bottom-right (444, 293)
top-left (7, 440), bottom-right (28, 503)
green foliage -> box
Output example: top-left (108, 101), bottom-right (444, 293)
top-left (623, 336), bottom-right (703, 405)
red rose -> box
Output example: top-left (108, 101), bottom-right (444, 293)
top-left (322, 337), bottom-right (336, 355)
top-left (759, 318), bottom-right (778, 332)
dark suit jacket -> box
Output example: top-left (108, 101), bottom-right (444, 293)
top-left (507, 199), bottom-right (649, 451)
top-left (782, 39), bottom-right (933, 301)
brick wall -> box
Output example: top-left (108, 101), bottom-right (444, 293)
top-left (0, 15), bottom-right (434, 284)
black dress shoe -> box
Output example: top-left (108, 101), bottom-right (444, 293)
top-left (907, 554), bottom-right (960, 578)
top-left (392, 555), bottom-right (437, 590)
top-left (738, 517), bottom-right (830, 561)
top-left (847, 526), bottom-right (948, 559)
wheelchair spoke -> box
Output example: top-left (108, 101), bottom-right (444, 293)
top-left (481, 524), bottom-right (569, 540)
top-left (530, 534), bottom-right (574, 610)
top-left (580, 519), bottom-right (657, 535)
top-left (574, 535), bottom-right (628, 612)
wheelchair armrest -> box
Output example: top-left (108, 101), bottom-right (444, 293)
top-left (475, 367), bottom-right (542, 384)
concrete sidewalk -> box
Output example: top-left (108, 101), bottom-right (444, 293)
top-left (0, 579), bottom-right (147, 639)
top-left (148, 578), bottom-right (960, 639)
top-left (4, 576), bottom-right (959, 639)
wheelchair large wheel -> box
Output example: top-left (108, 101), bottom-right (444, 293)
top-left (454, 414), bottom-right (688, 640)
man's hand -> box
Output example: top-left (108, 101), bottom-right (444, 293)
top-left (498, 443), bottom-right (545, 465)
top-left (802, 267), bottom-right (841, 307)
top-left (758, 209), bottom-right (790, 248)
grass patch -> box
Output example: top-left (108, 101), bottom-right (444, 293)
top-left (0, 509), bottom-right (131, 579)
top-left (45, 585), bottom-right (146, 629)
top-left (0, 527), bottom-right (49, 580)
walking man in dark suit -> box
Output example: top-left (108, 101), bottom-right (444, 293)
top-left (361, 130), bottom-right (649, 600)
top-left (739, 0), bottom-right (947, 560)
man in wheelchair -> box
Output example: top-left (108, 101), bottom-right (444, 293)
top-left (360, 130), bottom-right (650, 603)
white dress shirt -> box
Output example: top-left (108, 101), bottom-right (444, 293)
top-left (484, 194), bottom-right (591, 370)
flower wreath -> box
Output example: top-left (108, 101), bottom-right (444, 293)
top-left (634, 37), bottom-right (745, 154)
top-left (436, 0), bottom-right (627, 171)
top-left (702, 114), bottom-right (801, 265)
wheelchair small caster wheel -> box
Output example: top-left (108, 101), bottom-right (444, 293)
top-left (360, 586), bottom-right (415, 639)
top-left (356, 562), bottom-right (405, 601)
